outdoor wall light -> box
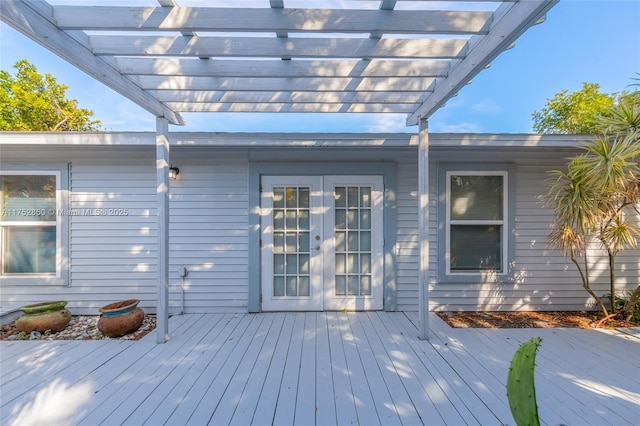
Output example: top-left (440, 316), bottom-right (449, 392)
top-left (169, 166), bottom-right (180, 180)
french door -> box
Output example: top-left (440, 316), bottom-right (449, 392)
top-left (260, 176), bottom-right (384, 311)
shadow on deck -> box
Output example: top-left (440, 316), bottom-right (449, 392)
top-left (1, 312), bottom-right (638, 425)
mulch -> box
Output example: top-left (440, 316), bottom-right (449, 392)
top-left (436, 311), bottom-right (638, 329)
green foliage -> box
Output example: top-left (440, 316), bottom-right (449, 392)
top-left (607, 291), bottom-right (640, 323)
top-left (532, 83), bottom-right (615, 134)
top-left (0, 59), bottom-right (101, 131)
top-left (547, 86), bottom-right (640, 319)
top-left (14, 331), bottom-right (29, 340)
top-left (507, 337), bottom-right (542, 426)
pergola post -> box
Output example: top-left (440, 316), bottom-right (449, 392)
top-left (156, 117), bottom-right (170, 343)
top-left (418, 118), bottom-right (430, 340)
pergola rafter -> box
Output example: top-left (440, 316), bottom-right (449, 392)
top-left (53, 7), bottom-right (494, 35)
top-left (1, 0), bottom-right (557, 126)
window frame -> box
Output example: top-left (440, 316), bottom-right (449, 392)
top-left (0, 164), bottom-right (69, 286)
top-left (437, 163), bottom-right (515, 284)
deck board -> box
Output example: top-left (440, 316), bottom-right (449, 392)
top-left (314, 312), bottom-right (337, 426)
top-left (1, 312), bottom-right (638, 426)
top-left (142, 313), bottom-right (246, 425)
top-left (356, 313), bottom-right (424, 425)
top-left (382, 312), bottom-right (491, 425)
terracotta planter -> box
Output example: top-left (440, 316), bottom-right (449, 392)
top-left (98, 299), bottom-right (144, 338)
top-left (15, 301), bottom-right (72, 333)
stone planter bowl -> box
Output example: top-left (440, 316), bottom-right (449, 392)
top-left (15, 300), bottom-right (72, 333)
top-left (98, 299), bottom-right (144, 338)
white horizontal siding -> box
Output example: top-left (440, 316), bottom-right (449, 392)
top-left (169, 153), bottom-right (249, 313)
top-left (426, 151), bottom-right (640, 312)
top-left (2, 135), bottom-right (637, 316)
top-left (68, 161), bottom-right (158, 312)
top-left (395, 150), bottom-right (440, 312)
top-left (0, 154), bottom-right (159, 314)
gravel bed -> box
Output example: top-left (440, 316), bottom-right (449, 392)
top-left (1, 314), bottom-right (156, 341)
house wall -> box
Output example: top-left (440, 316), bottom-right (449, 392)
top-left (424, 146), bottom-right (640, 312)
top-left (168, 150), bottom-right (250, 313)
top-left (1, 133), bottom-right (638, 314)
top-left (0, 146), bottom-right (159, 314)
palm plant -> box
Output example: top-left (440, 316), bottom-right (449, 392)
top-left (547, 89), bottom-right (640, 321)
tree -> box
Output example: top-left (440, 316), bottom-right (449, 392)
top-left (0, 59), bottom-right (101, 131)
top-left (547, 89), bottom-right (640, 322)
top-left (532, 83), bottom-right (615, 134)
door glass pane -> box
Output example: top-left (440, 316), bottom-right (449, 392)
top-left (347, 187), bottom-right (359, 208)
top-left (286, 211), bottom-right (297, 229)
top-left (335, 187), bottom-right (346, 207)
top-left (299, 254), bottom-right (309, 274)
top-left (335, 253), bottom-right (346, 274)
top-left (347, 254), bottom-right (358, 273)
top-left (347, 210), bottom-right (358, 228)
top-left (299, 276), bottom-right (310, 297)
top-left (360, 253), bottom-right (371, 274)
top-left (273, 188), bottom-right (285, 208)
top-left (360, 210), bottom-right (371, 229)
top-left (299, 189), bottom-right (309, 208)
top-left (274, 254), bottom-right (285, 274)
top-left (335, 210), bottom-right (346, 229)
top-left (347, 231), bottom-right (359, 251)
top-left (273, 210), bottom-right (285, 230)
top-left (273, 233), bottom-right (284, 253)
top-left (347, 276), bottom-right (359, 295)
top-left (335, 231), bottom-right (346, 251)
top-left (360, 232), bottom-right (371, 251)
top-left (286, 254), bottom-right (298, 274)
top-left (333, 186), bottom-right (374, 297)
top-left (274, 276), bottom-right (285, 296)
top-left (360, 187), bottom-right (371, 208)
top-left (285, 233), bottom-right (297, 251)
top-left (299, 210), bottom-right (309, 230)
top-left (335, 276), bottom-right (346, 296)
top-left (271, 185), bottom-right (312, 298)
top-left (286, 188), bottom-right (297, 208)
top-left (286, 276), bottom-right (298, 296)
top-left (298, 232), bottom-right (309, 251)
top-left (360, 276), bottom-right (371, 296)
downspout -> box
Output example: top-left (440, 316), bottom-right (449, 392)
top-left (418, 118), bottom-right (430, 340)
top-left (156, 117), bottom-right (170, 343)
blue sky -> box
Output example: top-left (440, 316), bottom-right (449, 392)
top-left (1, 1), bottom-right (639, 133)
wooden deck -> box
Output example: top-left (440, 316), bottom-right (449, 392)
top-left (1, 312), bottom-right (638, 425)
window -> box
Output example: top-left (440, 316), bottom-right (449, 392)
top-left (1, 168), bottom-right (68, 285)
top-left (438, 164), bottom-right (514, 283)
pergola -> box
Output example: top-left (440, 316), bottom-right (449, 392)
top-left (1, 0), bottom-right (558, 342)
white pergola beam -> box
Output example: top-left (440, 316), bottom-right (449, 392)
top-left (163, 102), bottom-right (415, 114)
top-left (115, 58), bottom-right (451, 78)
top-left (150, 90), bottom-right (426, 104)
top-left (53, 7), bottom-right (492, 35)
top-left (0, 0), bottom-right (185, 126)
top-left (407, 0), bottom-right (558, 125)
top-left (89, 36), bottom-right (468, 60)
top-left (135, 76), bottom-right (436, 92)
